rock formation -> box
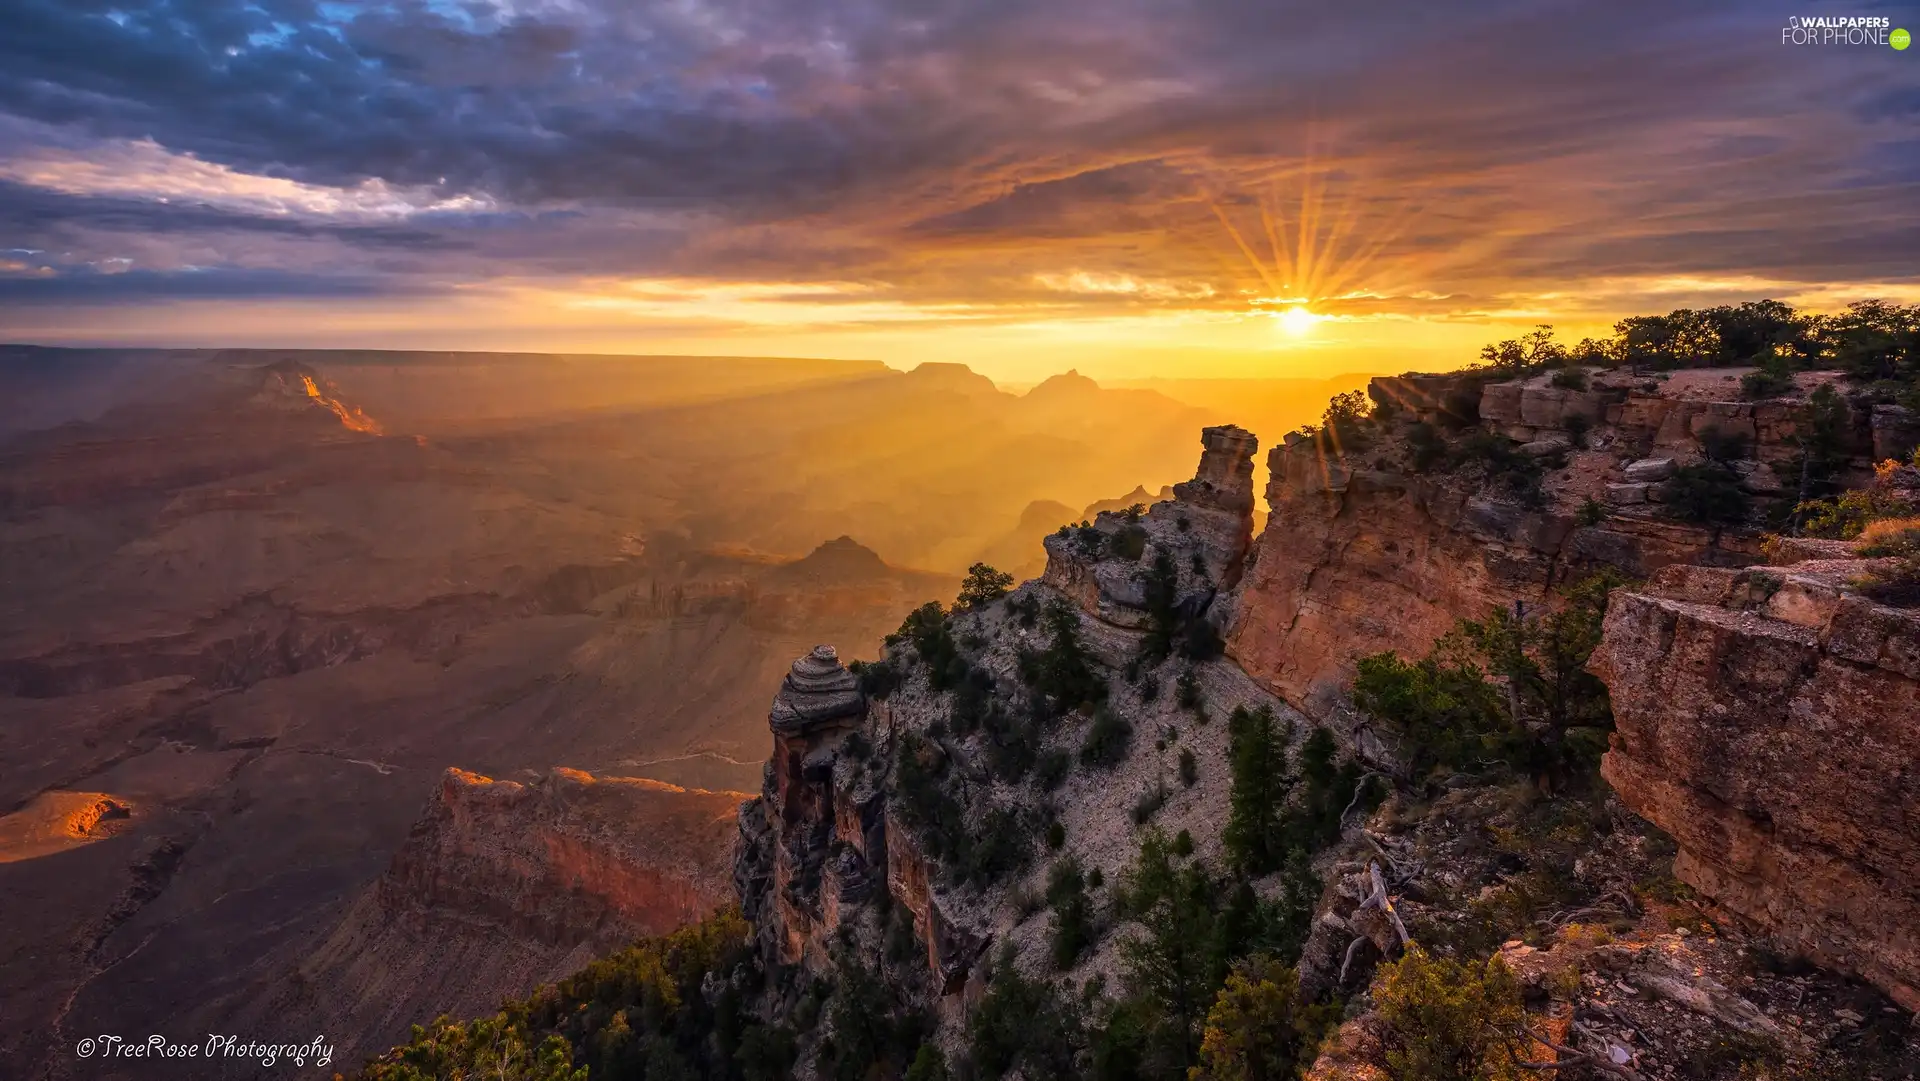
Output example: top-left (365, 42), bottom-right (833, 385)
top-left (1041, 424), bottom-right (1259, 630)
top-left (1591, 556), bottom-right (1920, 1010)
top-left (265, 766), bottom-right (743, 1067)
top-left (1227, 368), bottom-right (1898, 722)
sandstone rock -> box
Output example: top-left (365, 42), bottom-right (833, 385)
top-left (1872, 404), bottom-right (1920, 463)
top-left (1519, 438), bottom-right (1571, 458)
top-left (1738, 463), bottom-right (1783, 494)
top-left (768, 645), bottom-right (865, 734)
top-left (1624, 457), bottom-right (1675, 482)
top-left (1590, 564), bottom-right (1920, 1011)
top-left (1604, 483), bottom-right (1648, 505)
top-left (1172, 424), bottom-right (1260, 513)
top-left (1043, 425), bottom-right (1258, 628)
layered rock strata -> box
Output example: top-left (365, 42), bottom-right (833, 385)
top-left (1591, 558), bottom-right (1920, 1010)
top-left (276, 767), bottom-right (742, 1066)
top-left (1227, 369), bottom-right (1899, 722)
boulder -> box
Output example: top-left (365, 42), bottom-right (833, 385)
top-left (1604, 483), bottom-right (1649, 505)
top-left (1624, 457), bottom-right (1675, 483)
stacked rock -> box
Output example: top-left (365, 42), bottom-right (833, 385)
top-left (768, 645), bottom-right (865, 734)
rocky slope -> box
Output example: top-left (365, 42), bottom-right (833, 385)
top-left (248, 767), bottom-right (743, 1070)
top-left (735, 426), bottom-right (1298, 1045)
top-left (716, 378), bottom-right (1919, 1079)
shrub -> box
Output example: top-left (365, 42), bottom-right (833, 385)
top-left (1035, 748), bottom-right (1071, 791)
top-left (956, 563), bottom-right (1015, 609)
top-left (1372, 946), bottom-right (1527, 1081)
top-left (1178, 747), bottom-right (1198, 787)
top-left (1190, 958), bottom-right (1335, 1081)
top-left (1352, 571), bottom-right (1624, 787)
top-left (1110, 526), bottom-right (1150, 561)
top-left (1321, 389), bottom-right (1374, 448)
top-left (904, 1044), bottom-right (948, 1081)
top-left (965, 950), bottom-right (1084, 1078)
top-left (1172, 829), bottom-right (1195, 857)
top-left (959, 806), bottom-right (1036, 887)
top-left (893, 603), bottom-right (964, 688)
top-left (1576, 497), bottom-right (1606, 527)
top-left (849, 658), bottom-right (903, 700)
top-left (1699, 425), bottom-right (1751, 462)
top-left (1176, 666), bottom-right (1202, 709)
top-left (1131, 782), bottom-right (1169, 825)
top-left (1046, 821), bottom-right (1067, 850)
top-left (1081, 706), bottom-right (1134, 768)
top-left (1549, 367), bottom-right (1588, 390)
top-left (1741, 349), bottom-right (1798, 399)
top-left (1406, 421), bottom-right (1448, 472)
top-left (1454, 429), bottom-right (1545, 506)
top-left (1856, 557), bottom-right (1920, 607)
top-left (1856, 516), bottom-right (1920, 557)
top-left (1664, 461), bottom-right (1750, 525)
top-left (1563, 411), bottom-right (1591, 447)
top-left (1020, 600), bottom-right (1108, 715)
top-left (1047, 859), bottom-right (1094, 970)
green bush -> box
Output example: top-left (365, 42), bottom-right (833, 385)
top-left (1741, 349), bottom-right (1798, 399)
top-left (1664, 461), bottom-right (1750, 525)
top-left (1190, 958), bottom-right (1336, 1081)
top-left (1372, 946), bottom-right (1528, 1081)
top-left (1081, 706), bottom-right (1134, 768)
top-left (1178, 747), bottom-right (1198, 787)
top-left (1352, 571), bottom-right (1624, 787)
top-left (957, 563), bottom-right (1015, 609)
top-left (1549, 367), bottom-right (1588, 390)
top-left (1035, 748), bottom-right (1072, 791)
top-left (1047, 859), bottom-right (1094, 970)
top-left (965, 950), bottom-right (1085, 1078)
top-left (1019, 599), bottom-right (1108, 716)
top-left (1111, 525), bottom-right (1150, 561)
top-left (353, 909), bottom-right (760, 1081)
top-left (1131, 781), bottom-right (1169, 825)
top-left (849, 657), bottom-right (902, 699)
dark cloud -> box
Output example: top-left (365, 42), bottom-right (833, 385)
top-left (0, 0), bottom-right (1914, 307)
top-left (0, 179), bottom-right (464, 249)
top-left (0, 266), bottom-right (405, 302)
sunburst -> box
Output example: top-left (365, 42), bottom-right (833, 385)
top-left (1203, 154), bottom-right (1421, 336)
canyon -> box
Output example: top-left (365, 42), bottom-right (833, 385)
top-left (714, 364), bottom-right (1919, 1079)
top-left (1, 346), bottom-right (1308, 1079)
top-left (8, 343), bottom-right (1918, 1080)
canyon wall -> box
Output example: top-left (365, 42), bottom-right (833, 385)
top-left (1225, 370), bottom-right (1907, 721)
top-left (258, 767), bottom-right (743, 1068)
top-left (1591, 554), bottom-right (1920, 1011)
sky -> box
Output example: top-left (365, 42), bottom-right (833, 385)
top-left (0, 0), bottom-right (1916, 382)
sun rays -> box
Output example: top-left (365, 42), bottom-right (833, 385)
top-left (1204, 153), bottom-right (1425, 336)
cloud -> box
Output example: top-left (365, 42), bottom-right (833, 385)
top-left (0, 0), bottom-right (1913, 319)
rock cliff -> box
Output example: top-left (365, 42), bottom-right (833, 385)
top-left (265, 766), bottom-right (743, 1068)
top-left (1591, 555), bottom-right (1920, 1011)
top-left (1227, 368), bottom-right (1900, 722)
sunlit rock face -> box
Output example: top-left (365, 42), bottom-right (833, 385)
top-left (268, 766), bottom-right (742, 1069)
top-left (1040, 423), bottom-right (1259, 630)
top-left (735, 642), bottom-right (995, 996)
top-left (1221, 369), bottom-right (1900, 724)
top-left (1591, 559), bottom-right (1920, 1012)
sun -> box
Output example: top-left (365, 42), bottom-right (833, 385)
top-left (1276, 305), bottom-right (1321, 336)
